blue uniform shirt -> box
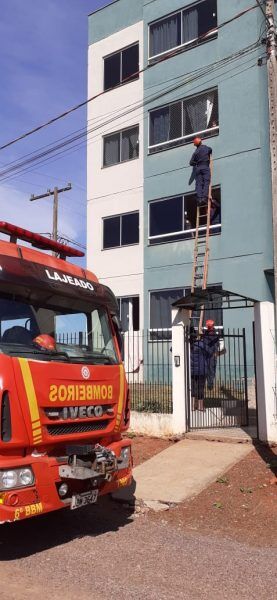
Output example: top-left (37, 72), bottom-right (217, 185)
top-left (190, 144), bottom-right (212, 167)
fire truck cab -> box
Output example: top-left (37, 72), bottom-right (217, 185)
top-left (0, 222), bottom-right (132, 523)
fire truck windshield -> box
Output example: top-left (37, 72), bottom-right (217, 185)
top-left (0, 297), bottom-right (118, 364)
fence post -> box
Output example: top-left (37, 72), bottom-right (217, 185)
top-left (171, 306), bottom-right (190, 435)
top-left (254, 301), bottom-right (277, 443)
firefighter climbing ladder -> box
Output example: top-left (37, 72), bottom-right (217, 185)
top-left (191, 159), bottom-right (213, 334)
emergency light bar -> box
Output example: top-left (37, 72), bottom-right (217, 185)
top-left (0, 221), bottom-right (84, 258)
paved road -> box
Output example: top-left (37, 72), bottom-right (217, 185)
top-left (0, 498), bottom-right (276, 600)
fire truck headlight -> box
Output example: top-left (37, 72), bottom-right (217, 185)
top-left (118, 446), bottom-right (131, 469)
top-left (58, 483), bottom-right (69, 498)
top-left (0, 467), bottom-right (34, 490)
top-left (19, 468), bottom-right (34, 487)
top-left (121, 447), bottom-right (130, 461)
top-left (1, 470), bottom-right (18, 489)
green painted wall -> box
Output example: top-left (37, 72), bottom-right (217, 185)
top-left (143, 0), bottom-right (273, 337)
top-left (88, 0), bottom-right (142, 45)
top-left (87, 0), bottom-right (274, 362)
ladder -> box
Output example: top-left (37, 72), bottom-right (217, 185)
top-left (191, 159), bottom-right (213, 334)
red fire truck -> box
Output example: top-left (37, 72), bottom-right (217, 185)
top-left (0, 222), bottom-right (132, 523)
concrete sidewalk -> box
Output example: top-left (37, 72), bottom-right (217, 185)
top-left (115, 439), bottom-right (252, 507)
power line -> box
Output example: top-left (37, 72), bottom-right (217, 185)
top-left (58, 234), bottom-right (86, 250)
top-left (0, 43), bottom-right (261, 183)
top-left (145, 145), bottom-right (261, 180)
top-left (255, 0), bottom-right (272, 25)
top-left (0, 56), bottom-right (260, 191)
top-left (0, 3), bottom-right (259, 153)
top-left (0, 58), bottom-right (260, 196)
top-left (0, 39), bottom-right (261, 181)
top-left (0, 57), bottom-right (260, 191)
top-left (30, 183), bottom-right (72, 249)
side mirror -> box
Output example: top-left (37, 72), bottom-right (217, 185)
top-left (112, 315), bottom-right (124, 357)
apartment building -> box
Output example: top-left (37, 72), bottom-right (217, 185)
top-left (87, 0), bottom-right (274, 345)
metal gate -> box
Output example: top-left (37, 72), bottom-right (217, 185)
top-left (186, 328), bottom-right (249, 430)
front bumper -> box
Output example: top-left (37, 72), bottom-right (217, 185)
top-left (0, 439), bottom-right (132, 524)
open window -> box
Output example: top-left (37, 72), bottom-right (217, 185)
top-left (149, 187), bottom-right (221, 245)
top-left (149, 88), bottom-right (218, 153)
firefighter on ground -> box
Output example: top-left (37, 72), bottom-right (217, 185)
top-left (190, 137), bottom-right (212, 205)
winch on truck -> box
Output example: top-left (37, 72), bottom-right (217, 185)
top-left (0, 221), bottom-right (132, 523)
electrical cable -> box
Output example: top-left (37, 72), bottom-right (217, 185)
top-left (0, 56), bottom-right (260, 187)
top-left (58, 234), bottom-right (86, 250)
top-left (0, 39), bottom-right (261, 181)
top-left (0, 3), bottom-right (259, 153)
top-left (255, 0), bottom-right (272, 25)
top-left (2, 42), bottom-right (259, 172)
top-left (0, 43), bottom-right (261, 182)
top-left (0, 58), bottom-right (260, 196)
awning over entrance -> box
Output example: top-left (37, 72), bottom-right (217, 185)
top-left (173, 287), bottom-right (257, 311)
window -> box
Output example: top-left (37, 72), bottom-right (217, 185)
top-left (0, 298), bottom-right (118, 364)
top-left (104, 43), bottom-right (139, 91)
top-left (117, 296), bottom-right (140, 331)
top-left (150, 285), bottom-right (223, 340)
top-left (150, 288), bottom-right (184, 339)
top-left (149, 0), bottom-right (217, 61)
top-left (149, 88), bottom-right (218, 153)
top-left (103, 212), bottom-right (139, 249)
top-left (188, 285), bottom-right (223, 330)
top-left (149, 187), bottom-right (221, 245)
top-left (103, 125), bottom-right (139, 167)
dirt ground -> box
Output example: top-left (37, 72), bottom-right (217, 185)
top-left (0, 436), bottom-right (276, 600)
top-left (126, 433), bottom-right (174, 466)
top-left (130, 436), bottom-right (277, 548)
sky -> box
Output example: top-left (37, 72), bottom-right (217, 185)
top-left (0, 0), bottom-right (110, 264)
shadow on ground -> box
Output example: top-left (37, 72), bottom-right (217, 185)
top-left (0, 480), bottom-right (136, 561)
top-left (220, 388), bottom-right (277, 476)
top-left (252, 442), bottom-right (277, 478)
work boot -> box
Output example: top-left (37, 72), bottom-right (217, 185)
top-left (197, 399), bottom-right (206, 412)
top-left (192, 398), bottom-right (198, 411)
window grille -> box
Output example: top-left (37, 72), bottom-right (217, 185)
top-left (149, 0), bottom-right (217, 62)
top-left (104, 43), bottom-right (139, 91)
top-left (149, 89), bottom-right (218, 153)
top-left (104, 126), bottom-right (139, 167)
top-left (149, 187), bottom-right (221, 245)
top-left (103, 211), bottom-right (139, 249)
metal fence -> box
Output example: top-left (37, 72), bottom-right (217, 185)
top-left (123, 330), bottom-right (172, 414)
top-left (57, 332), bottom-right (88, 345)
top-left (186, 328), bottom-right (250, 429)
top-left (56, 329), bottom-right (173, 414)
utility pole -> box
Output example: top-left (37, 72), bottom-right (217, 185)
top-left (265, 1), bottom-right (277, 333)
top-left (30, 183), bottom-right (72, 252)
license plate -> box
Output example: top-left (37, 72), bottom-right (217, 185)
top-left (70, 490), bottom-right (98, 510)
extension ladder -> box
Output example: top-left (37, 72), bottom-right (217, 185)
top-left (191, 159), bottom-right (213, 334)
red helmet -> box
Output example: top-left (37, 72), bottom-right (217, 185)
top-left (33, 334), bottom-right (56, 351)
top-left (193, 137), bottom-right (202, 147)
top-left (206, 319), bottom-right (215, 330)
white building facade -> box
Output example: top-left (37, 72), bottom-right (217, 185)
top-left (87, 17), bottom-right (144, 334)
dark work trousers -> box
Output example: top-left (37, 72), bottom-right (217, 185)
top-left (191, 375), bottom-right (206, 399)
top-left (195, 165), bottom-right (211, 203)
